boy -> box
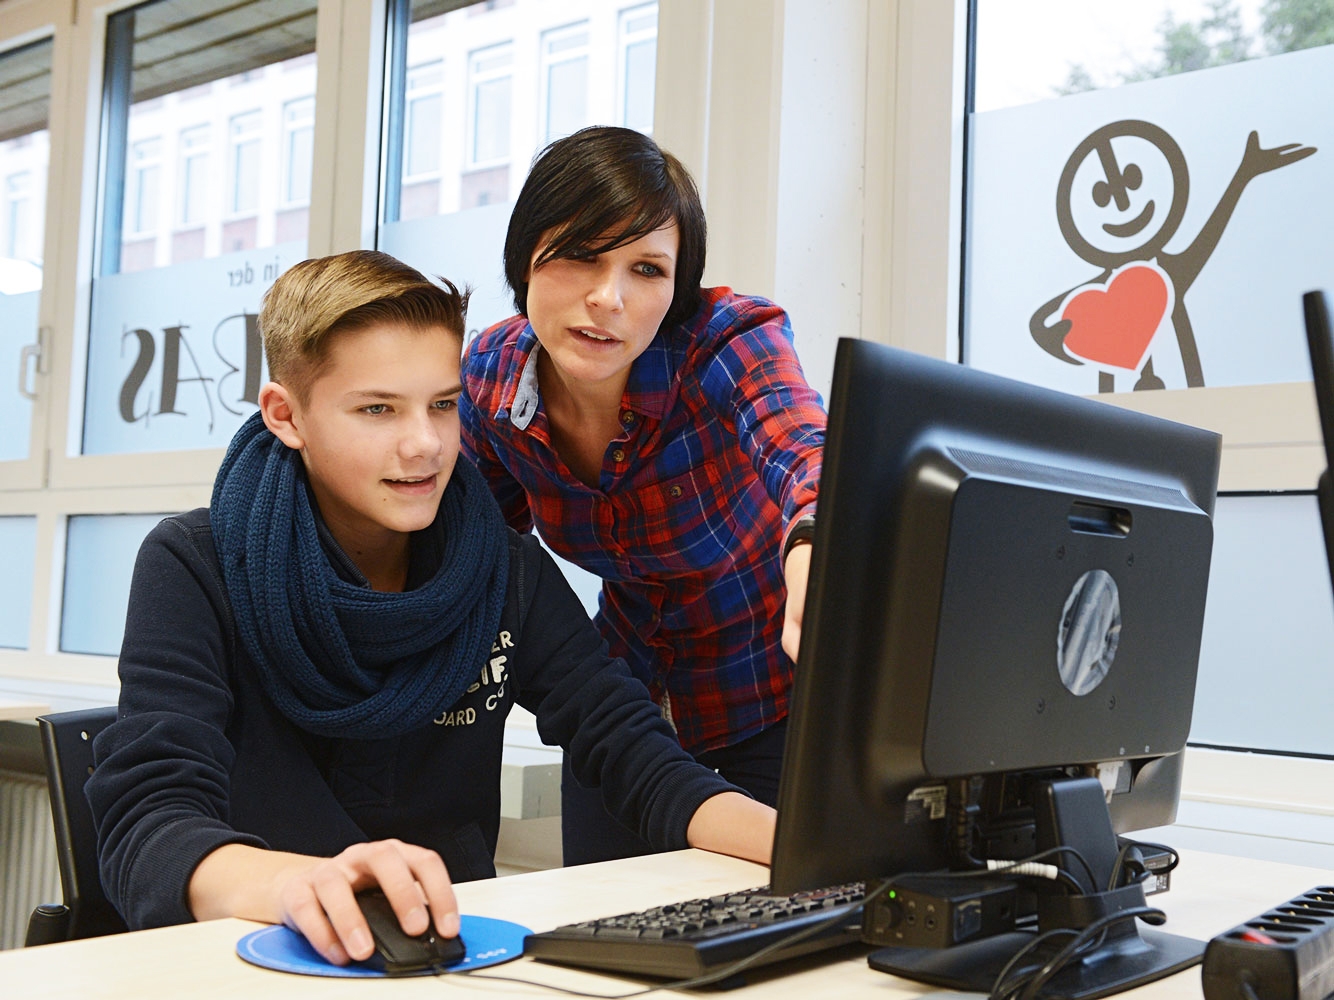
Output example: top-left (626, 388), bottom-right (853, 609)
top-left (87, 250), bottom-right (775, 967)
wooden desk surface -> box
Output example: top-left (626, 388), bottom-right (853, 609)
top-left (2, 848), bottom-right (1329, 999)
top-left (0, 696), bottom-right (50, 721)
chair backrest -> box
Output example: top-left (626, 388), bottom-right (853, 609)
top-left (24, 706), bottom-right (128, 945)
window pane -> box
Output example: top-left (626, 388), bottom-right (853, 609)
top-left (282, 97), bottom-right (314, 205)
top-left (544, 53), bottom-right (588, 145)
top-left (1192, 494), bottom-right (1334, 754)
top-left (472, 70), bottom-right (511, 165)
top-left (620, 0), bottom-right (657, 136)
top-left (381, 0), bottom-right (658, 339)
top-left (0, 37), bottom-right (51, 467)
top-left (405, 60), bottom-right (444, 179)
top-left (407, 91), bottom-right (443, 176)
top-left (61, 514), bottom-right (167, 656)
top-left (0, 516), bottom-right (37, 649)
top-left (964, 0), bottom-right (1333, 394)
top-left (179, 124), bottom-right (209, 227)
top-left (82, 0), bottom-right (318, 456)
top-left (542, 23), bottom-right (590, 145)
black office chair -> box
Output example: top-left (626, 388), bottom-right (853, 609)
top-left (23, 706), bottom-right (128, 946)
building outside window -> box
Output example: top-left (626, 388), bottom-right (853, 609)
top-left (128, 138), bottom-right (161, 235)
top-left (618, 2), bottom-right (657, 133)
top-left (405, 62), bottom-right (444, 179)
top-left (282, 97), bottom-right (314, 207)
top-left (177, 125), bottom-right (209, 227)
top-left (4, 170), bottom-right (32, 259)
top-left (540, 21), bottom-right (590, 147)
top-left (469, 43), bottom-right (513, 169)
top-left (229, 110), bottom-right (262, 216)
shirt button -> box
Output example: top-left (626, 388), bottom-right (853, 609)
top-left (620, 411), bottom-right (635, 426)
top-left (668, 485), bottom-right (683, 499)
top-left (612, 448), bottom-right (626, 462)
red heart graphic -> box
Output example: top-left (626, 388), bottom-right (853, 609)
top-left (1061, 265), bottom-right (1171, 373)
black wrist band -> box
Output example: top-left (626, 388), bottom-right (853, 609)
top-left (782, 513), bottom-right (816, 560)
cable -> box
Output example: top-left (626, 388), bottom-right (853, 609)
top-left (450, 878), bottom-right (896, 999)
top-left (989, 926), bottom-right (1085, 1000)
top-left (1014, 905), bottom-right (1166, 1000)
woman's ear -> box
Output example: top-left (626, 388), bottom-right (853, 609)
top-left (258, 381), bottom-right (305, 451)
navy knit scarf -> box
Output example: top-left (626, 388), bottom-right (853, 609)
top-left (210, 412), bottom-right (508, 740)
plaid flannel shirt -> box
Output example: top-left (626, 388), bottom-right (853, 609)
top-left (459, 288), bottom-right (826, 754)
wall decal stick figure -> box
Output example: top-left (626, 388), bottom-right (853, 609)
top-left (1030, 120), bottom-right (1315, 392)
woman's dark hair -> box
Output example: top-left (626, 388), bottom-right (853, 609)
top-left (503, 126), bottom-right (707, 330)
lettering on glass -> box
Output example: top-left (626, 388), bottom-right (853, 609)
top-left (117, 312), bottom-right (263, 431)
top-left (1029, 121), bottom-right (1316, 392)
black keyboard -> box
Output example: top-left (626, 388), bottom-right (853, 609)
top-left (523, 882), bottom-right (866, 981)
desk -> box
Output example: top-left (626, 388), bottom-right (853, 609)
top-left (0, 696), bottom-right (50, 721)
top-left (2, 848), bottom-right (1329, 999)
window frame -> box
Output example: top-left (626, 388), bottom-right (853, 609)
top-left (0, 9), bottom-right (62, 497)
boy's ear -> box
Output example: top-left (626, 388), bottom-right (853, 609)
top-left (258, 381), bottom-right (305, 451)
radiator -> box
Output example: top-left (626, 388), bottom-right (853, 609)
top-left (0, 770), bottom-right (60, 950)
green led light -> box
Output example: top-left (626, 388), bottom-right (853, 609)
top-left (888, 890), bottom-right (897, 899)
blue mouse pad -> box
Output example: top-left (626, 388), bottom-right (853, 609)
top-left (236, 914), bottom-right (531, 978)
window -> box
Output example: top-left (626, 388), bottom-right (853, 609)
top-left (229, 110), bottom-right (262, 215)
top-left (540, 22), bottom-right (591, 146)
top-left (965, 0), bottom-right (1330, 396)
top-left (405, 62), bottom-right (444, 179)
top-left (618, 3), bottom-right (657, 133)
top-left (60, 515), bottom-right (167, 656)
top-left (958, 0), bottom-right (1334, 766)
top-left (178, 125), bottom-right (209, 226)
top-left (282, 97), bottom-right (314, 206)
top-left (5, 171), bottom-right (33, 259)
top-left (469, 44), bottom-right (513, 167)
top-left (0, 517), bottom-right (37, 649)
top-left (127, 138), bottom-right (161, 235)
top-left (379, 0), bottom-right (660, 342)
top-left (82, 0), bottom-right (319, 458)
top-left (0, 35), bottom-right (51, 477)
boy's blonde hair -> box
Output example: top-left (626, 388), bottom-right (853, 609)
top-left (260, 250), bottom-right (469, 403)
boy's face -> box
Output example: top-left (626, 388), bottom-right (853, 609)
top-left (285, 322), bottom-right (463, 555)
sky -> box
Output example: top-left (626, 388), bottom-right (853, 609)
top-left (974, 0), bottom-right (1267, 111)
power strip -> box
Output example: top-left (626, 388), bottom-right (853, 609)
top-left (1201, 886), bottom-right (1334, 1000)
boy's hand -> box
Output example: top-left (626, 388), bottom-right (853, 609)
top-left (781, 541), bottom-right (811, 663)
top-left (278, 839), bottom-right (459, 965)
top-left (189, 839), bottom-right (458, 966)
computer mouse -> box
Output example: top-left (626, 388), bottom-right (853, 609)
top-left (354, 888), bottom-right (466, 975)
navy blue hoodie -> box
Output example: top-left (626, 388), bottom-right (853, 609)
top-left (88, 507), bottom-right (739, 930)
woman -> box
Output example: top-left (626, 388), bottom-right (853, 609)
top-left (460, 126), bottom-right (825, 863)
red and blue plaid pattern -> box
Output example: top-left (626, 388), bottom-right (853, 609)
top-left (460, 289), bottom-right (826, 753)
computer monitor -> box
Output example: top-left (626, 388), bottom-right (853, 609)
top-left (771, 338), bottom-right (1221, 998)
top-left (1302, 290), bottom-right (1334, 594)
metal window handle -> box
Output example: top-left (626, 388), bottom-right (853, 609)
top-left (18, 326), bottom-right (48, 401)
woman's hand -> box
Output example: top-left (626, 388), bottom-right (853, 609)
top-left (782, 541), bottom-right (812, 663)
top-left (189, 839), bottom-right (458, 966)
top-left (686, 791), bottom-right (776, 865)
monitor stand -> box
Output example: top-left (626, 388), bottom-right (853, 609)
top-left (868, 775), bottom-right (1205, 1000)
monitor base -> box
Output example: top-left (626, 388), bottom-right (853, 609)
top-left (868, 927), bottom-right (1203, 1000)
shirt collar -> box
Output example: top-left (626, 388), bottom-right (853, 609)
top-left (509, 324), bottom-right (676, 430)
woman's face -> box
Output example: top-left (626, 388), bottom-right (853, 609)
top-left (525, 223), bottom-right (679, 398)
